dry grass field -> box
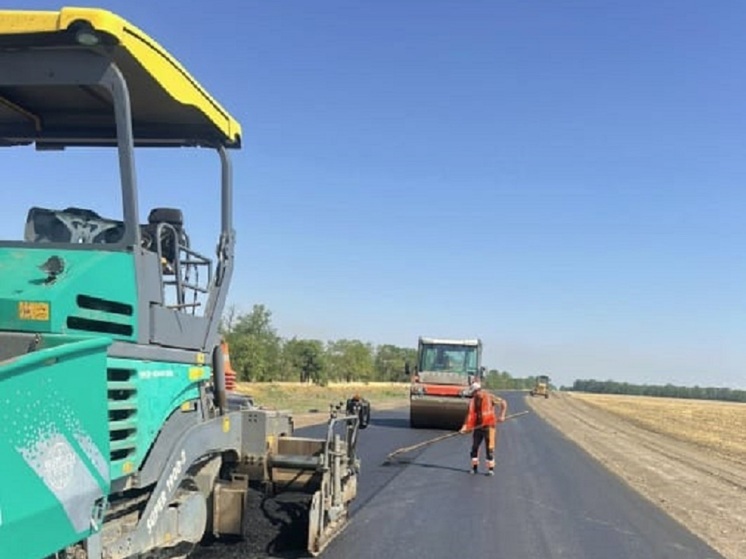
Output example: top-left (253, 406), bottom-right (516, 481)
top-left (233, 381), bottom-right (410, 415)
top-left (571, 392), bottom-right (746, 464)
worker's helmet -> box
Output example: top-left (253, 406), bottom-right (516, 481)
top-left (470, 381), bottom-right (481, 393)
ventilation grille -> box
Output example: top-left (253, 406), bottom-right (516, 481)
top-left (66, 295), bottom-right (134, 337)
top-left (107, 367), bottom-right (138, 465)
top-left (77, 295), bottom-right (133, 316)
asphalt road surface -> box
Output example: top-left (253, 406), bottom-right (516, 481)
top-left (307, 392), bottom-right (725, 559)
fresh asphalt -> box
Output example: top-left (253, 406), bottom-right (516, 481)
top-left (299, 392), bottom-right (725, 559)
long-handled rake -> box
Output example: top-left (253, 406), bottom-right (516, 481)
top-left (383, 410), bottom-right (530, 464)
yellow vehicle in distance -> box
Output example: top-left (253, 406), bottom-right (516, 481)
top-left (530, 375), bottom-right (551, 398)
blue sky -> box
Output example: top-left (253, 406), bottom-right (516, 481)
top-left (4, 1), bottom-right (745, 388)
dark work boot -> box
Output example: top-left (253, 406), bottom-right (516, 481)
top-left (471, 464), bottom-right (478, 474)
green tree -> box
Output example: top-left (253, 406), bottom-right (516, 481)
top-left (224, 304), bottom-right (282, 381)
top-left (374, 344), bottom-right (417, 381)
top-left (284, 338), bottom-right (326, 384)
top-left (326, 339), bottom-right (375, 382)
top-left (219, 303), bottom-right (240, 336)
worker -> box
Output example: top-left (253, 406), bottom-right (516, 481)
top-left (459, 381), bottom-right (507, 475)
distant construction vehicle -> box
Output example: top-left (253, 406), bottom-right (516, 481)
top-left (530, 375), bottom-right (551, 398)
top-left (409, 337), bottom-right (485, 429)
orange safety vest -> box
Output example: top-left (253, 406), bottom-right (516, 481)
top-left (463, 391), bottom-right (497, 429)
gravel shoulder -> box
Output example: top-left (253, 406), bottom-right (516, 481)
top-left (526, 392), bottom-right (746, 559)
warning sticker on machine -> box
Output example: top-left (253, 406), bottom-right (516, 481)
top-left (18, 301), bottom-right (49, 321)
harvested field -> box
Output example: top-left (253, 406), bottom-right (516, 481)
top-left (570, 392), bottom-right (746, 464)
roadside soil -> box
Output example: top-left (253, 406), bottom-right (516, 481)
top-left (526, 392), bottom-right (746, 559)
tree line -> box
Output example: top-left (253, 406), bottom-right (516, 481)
top-left (568, 379), bottom-right (746, 403)
top-left (220, 304), bottom-right (537, 387)
top-left (222, 305), bottom-right (743, 401)
top-left (220, 304), bottom-right (416, 384)
top-left (482, 370), bottom-right (543, 391)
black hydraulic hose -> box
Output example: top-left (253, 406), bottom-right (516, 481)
top-left (212, 343), bottom-right (227, 414)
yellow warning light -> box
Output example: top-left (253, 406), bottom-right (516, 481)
top-left (188, 367), bottom-right (205, 381)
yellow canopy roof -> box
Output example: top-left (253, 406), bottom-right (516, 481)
top-left (0, 7), bottom-right (242, 148)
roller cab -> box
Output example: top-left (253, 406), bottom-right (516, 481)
top-left (410, 337), bottom-right (485, 430)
